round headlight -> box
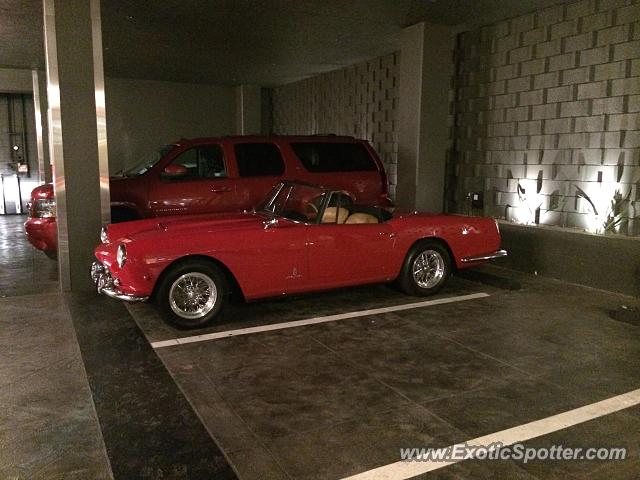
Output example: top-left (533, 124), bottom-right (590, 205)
top-left (100, 226), bottom-right (109, 243)
top-left (116, 243), bottom-right (127, 268)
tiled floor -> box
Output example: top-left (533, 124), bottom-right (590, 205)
top-left (0, 293), bottom-right (112, 479)
top-left (0, 215), bottom-right (58, 297)
top-left (0, 214), bottom-right (234, 479)
top-left (131, 271), bottom-right (640, 480)
top-left (2, 211), bottom-right (639, 479)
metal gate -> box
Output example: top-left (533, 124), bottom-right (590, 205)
top-left (0, 174), bottom-right (24, 214)
top-left (0, 93), bottom-right (36, 215)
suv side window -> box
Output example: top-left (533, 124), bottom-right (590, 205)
top-left (235, 143), bottom-right (285, 177)
top-left (291, 142), bottom-right (377, 172)
top-left (169, 145), bottom-right (226, 179)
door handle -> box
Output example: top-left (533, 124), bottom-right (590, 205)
top-left (210, 187), bottom-right (231, 193)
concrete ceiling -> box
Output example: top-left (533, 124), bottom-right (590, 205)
top-left (1, 0), bottom-right (573, 87)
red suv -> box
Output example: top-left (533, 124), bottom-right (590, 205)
top-left (26, 135), bottom-right (391, 256)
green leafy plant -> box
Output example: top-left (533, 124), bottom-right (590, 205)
top-left (574, 185), bottom-right (632, 234)
top-left (603, 190), bottom-right (631, 233)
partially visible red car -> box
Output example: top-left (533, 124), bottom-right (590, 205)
top-left (91, 181), bottom-right (507, 329)
top-left (25, 184), bottom-right (58, 258)
top-left (26, 135), bottom-right (392, 256)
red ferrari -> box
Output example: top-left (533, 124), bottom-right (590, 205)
top-left (92, 181), bottom-right (506, 328)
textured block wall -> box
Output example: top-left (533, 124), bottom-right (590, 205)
top-left (272, 53), bottom-right (400, 197)
top-left (451, 0), bottom-right (640, 236)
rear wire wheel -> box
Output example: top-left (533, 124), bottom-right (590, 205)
top-left (398, 241), bottom-right (452, 296)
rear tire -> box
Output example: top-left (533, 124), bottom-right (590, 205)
top-left (398, 240), bottom-right (452, 296)
top-left (156, 260), bottom-right (227, 329)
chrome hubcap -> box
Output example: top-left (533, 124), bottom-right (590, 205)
top-left (412, 249), bottom-right (445, 289)
top-left (169, 272), bottom-right (217, 319)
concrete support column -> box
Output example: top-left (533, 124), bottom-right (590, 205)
top-left (235, 85), bottom-right (262, 135)
top-left (396, 22), bottom-right (456, 212)
top-left (43, 0), bottom-right (110, 291)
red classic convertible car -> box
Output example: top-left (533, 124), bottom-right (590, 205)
top-left (92, 181), bottom-right (506, 328)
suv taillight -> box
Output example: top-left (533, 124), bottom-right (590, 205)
top-left (32, 199), bottom-right (56, 218)
top-left (380, 168), bottom-right (389, 195)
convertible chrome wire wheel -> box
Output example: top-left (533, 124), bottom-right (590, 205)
top-left (169, 272), bottom-right (218, 319)
top-left (411, 249), bottom-right (446, 289)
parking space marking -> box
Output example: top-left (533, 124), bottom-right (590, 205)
top-left (151, 292), bottom-right (490, 349)
top-left (340, 387), bottom-right (640, 480)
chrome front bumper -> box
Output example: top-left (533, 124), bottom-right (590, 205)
top-left (90, 261), bottom-right (148, 302)
top-left (460, 249), bottom-right (508, 263)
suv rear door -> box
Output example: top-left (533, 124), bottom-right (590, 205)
top-left (285, 140), bottom-right (388, 205)
top-left (230, 140), bottom-right (288, 209)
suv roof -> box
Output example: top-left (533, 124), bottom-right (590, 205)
top-left (176, 134), bottom-right (361, 146)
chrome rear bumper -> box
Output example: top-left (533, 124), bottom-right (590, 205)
top-left (90, 261), bottom-right (148, 303)
top-left (460, 249), bottom-right (508, 263)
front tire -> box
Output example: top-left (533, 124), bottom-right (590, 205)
top-left (44, 250), bottom-right (57, 260)
top-left (156, 260), bottom-right (227, 329)
top-left (398, 241), bottom-right (452, 296)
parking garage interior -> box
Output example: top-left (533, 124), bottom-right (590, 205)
top-left (1, 0), bottom-right (639, 479)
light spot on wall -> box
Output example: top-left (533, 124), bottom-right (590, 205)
top-left (271, 52), bottom-right (400, 198)
top-left (450, 0), bottom-right (640, 236)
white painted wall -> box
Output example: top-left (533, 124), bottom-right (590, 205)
top-left (105, 77), bottom-right (237, 174)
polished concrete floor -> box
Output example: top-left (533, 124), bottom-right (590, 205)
top-left (0, 215), bottom-right (58, 297)
top-left (0, 292), bottom-right (112, 479)
top-left (1, 212), bottom-right (639, 479)
top-left (130, 274), bottom-right (640, 480)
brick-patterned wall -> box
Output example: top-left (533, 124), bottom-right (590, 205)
top-left (272, 53), bottom-right (400, 197)
top-left (451, 0), bottom-right (640, 236)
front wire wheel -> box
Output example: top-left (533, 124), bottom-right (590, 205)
top-left (169, 272), bottom-right (218, 320)
top-left (399, 241), bottom-right (452, 296)
top-left (157, 261), bottom-right (227, 329)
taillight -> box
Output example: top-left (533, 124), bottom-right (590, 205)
top-left (32, 199), bottom-right (56, 218)
top-left (380, 168), bottom-right (389, 195)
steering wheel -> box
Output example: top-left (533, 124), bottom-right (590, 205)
top-left (306, 202), bottom-right (319, 214)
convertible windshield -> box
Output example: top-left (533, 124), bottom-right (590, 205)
top-left (256, 183), bottom-right (326, 223)
top-left (122, 144), bottom-right (175, 177)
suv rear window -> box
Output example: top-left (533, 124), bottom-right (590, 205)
top-left (235, 143), bottom-right (285, 177)
top-left (291, 142), bottom-right (377, 173)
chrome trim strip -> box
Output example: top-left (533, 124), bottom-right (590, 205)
top-left (460, 249), bottom-right (508, 263)
top-left (99, 287), bottom-right (148, 303)
top-left (43, 0), bottom-right (69, 289)
top-left (31, 70), bottom-right (48, 184)
top-left (91, 0), bottom-right (111, 225)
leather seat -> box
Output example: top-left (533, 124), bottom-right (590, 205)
top-left (345, 212), bottom-right (379, 224)
top-left (322, 207), bottom-right (349, 224)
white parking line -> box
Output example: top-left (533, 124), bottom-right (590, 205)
top-left (151, 292), bottom-right (490, 349)
top-left (340, 387), bottom-right (640, 480)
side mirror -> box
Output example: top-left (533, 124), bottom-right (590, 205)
top-left (263, 217), bottom-right (278, 229)
top-left (162, 164), bottom-right (188, 178)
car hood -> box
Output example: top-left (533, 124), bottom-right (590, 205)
top-left (106, 212), bottom-right (267, 242)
